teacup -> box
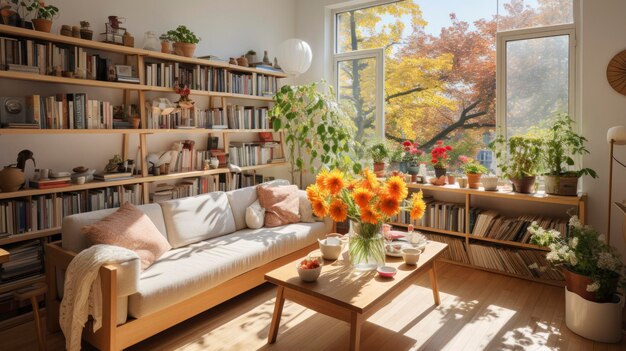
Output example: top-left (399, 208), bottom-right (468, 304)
top-left (457, 177), bottom-right (468, 188)
top-left (401, 248), bottom-right (422, 265)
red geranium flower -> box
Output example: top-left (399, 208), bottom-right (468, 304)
top-left (445, 145), bottom-right (452, 151)
top-left (402, 140), bottom-right (412, 147)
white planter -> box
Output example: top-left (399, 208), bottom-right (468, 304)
top-left (565, 287), bottom-right (624, 343)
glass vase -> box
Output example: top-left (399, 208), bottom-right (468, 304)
top-left (349, 221), bottom-right (385, 271)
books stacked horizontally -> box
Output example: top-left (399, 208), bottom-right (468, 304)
top-left (426, 234), bottom-right (471, 265)
top-left (144, 62), bottom-right (226, 92)
top-left (29, 176), bottom-right (70, 189)
top-left (228, 141), bottom-right (280, 167)
top-left (470, 209), bottom-right (568, 243)
top-left (93, 172), bottom-right (133, 182)
top-left (468, 243), bottom-right (563, 281)
top-left (150, 175), bottom-right (228, 203)
top-left (0, 240), bottom-right (44, 283)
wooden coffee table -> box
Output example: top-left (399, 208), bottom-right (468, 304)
top-left (265, 241), bottom-right (448, 351)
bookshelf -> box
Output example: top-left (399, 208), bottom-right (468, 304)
top-left (390, 183), bottom-right (587, 287)
top-left (0, 23), bottom-right (288, 325)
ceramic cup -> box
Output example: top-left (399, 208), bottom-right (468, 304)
top-left (457, 177), bottom-right (468, 188)
top-left (75, 176), bottom-right (86, 185)
top-left (40, 169), bottom-right (50, 180)
top-left (401, 248), bottom-right (422, 265)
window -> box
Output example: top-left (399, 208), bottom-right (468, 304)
top-left (332, 0), bottom-right (575, 171)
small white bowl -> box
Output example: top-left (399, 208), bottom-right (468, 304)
top-left (401, 248), bottom-right (422, 265)
top-left (297, 265), bottom-right (322, 282)
top-left (377, 266), bottom-right (397, 278)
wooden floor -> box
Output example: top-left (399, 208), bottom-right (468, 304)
top-left (2, 262), bottom-right (625, 351)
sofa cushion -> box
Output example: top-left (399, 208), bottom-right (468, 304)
top-left (62, 203), bottom-right (167, 254)
top-left (159, 192), bottom-right (236, 248)
top-left (298, 190), bottom-right (316, 223)
top-left (257, 185), bottom-right (301, 227)
top-left (245, 200), bottom-right (265, 229)
top-left (81, 202), bottom-right (172, 270)
top-left (226, 179), bottom-right (290, 230)
top-left (127, 222), bottom-right (328, 318)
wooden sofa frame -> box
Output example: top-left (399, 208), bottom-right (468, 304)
top-left (45, 240), bottom-right (319, 350)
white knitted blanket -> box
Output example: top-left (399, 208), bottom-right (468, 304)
top-left (60, 244), bottom-right (138, 351)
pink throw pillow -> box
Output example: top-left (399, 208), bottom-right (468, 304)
top-left (257, 185), bottom-right (301, 227)
top-left (81, 202), bottom-right (171, 270)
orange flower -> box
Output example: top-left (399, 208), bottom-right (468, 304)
top-left (385, 176), bottom-right (408, 201)
top-left (360, 168), bottom-right (380, 191)
top-left (360, 206), bottom-right (381, 224)
top-left (311, 200), bottom-right (329, 218)
top-left (379, 195), bottom-right (401, 217)
top-left (352, 187), bottom-right (374, 208)
top-left (315, 169), bottom-right (328, 189)
top-left (325, 169), bottom-right (345, 195)
top-left (328, 199), bottom-right (348, 222)
top-left (306, 184), bottom-right (326, 203)
top-left (409, 191), bottom-right (426, 220)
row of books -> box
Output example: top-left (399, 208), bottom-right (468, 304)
top-left (426, 234), bottom-right (471, 265)
top-left (228, 141), bottom-right (282, 167)
top-left (211, 105), bottom-right (271, 130)
top-left (3, 94), bottom-right (114, 130)
top-left (144, 62), bottom-right (226, 91)
top-left (228, 72), bottom-right (253, 95)
top-left (391, 198), bottom-right (467, 233)
top-left (256, 74), bottom-right (279, 97)
top-left (0, 239), bottom-right (44, 284)
top-left (0, 185), bottom-right (141, 236)
top-left (470, 210), bottom-right (568, 243)
top-left (468, 244), bottom-right (563, 281)
top-left (0, 36), bottom-right (111, 80)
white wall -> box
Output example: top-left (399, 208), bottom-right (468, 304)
top-left (295, 0), bottom-right (626, 259)
top-left (0, 0), bottom-right (295, 181)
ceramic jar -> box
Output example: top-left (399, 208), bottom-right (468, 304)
top-left (0, 166), bottom-right (25, 192)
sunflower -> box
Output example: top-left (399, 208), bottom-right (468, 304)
top-left (325, 169), bottom-right (345, 195)
top-left (409, 191), bottom-right (426, 220)
top-left (352, 187), bottom-right (374, 208)
top-left (311, 199), bottom-right (329, 218)
top-left (385, 176), bottom-right (408, 201)
top-left (360, 168), bottom-right (380, 191)
top-left (328, 199), bottom-right (348, 222)
top-left (379, 195), bottom-right (401, 217)
top-left (306, 184), bottom-right (326, 203)
top-left (315, 169), bottom-right (329, 189)
top-left (360, 206), bottom-right (381, 224)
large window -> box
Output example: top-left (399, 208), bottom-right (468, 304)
top-left (333, 0), bottom-right (575, 171)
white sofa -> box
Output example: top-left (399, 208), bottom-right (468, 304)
top-left (45, 180), bottom-right (332, 350)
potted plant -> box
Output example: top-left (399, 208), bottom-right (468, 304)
top-left (166, 25), bottom-right (200, 58)
top-left (27, 1), bottom-right (59, 33)
top-left (430, 140), bottom-right (453, 178)
top-left (159, 34), bottom-right (170, 54)
top-left (403, 141), bottom-right (424, 175)
top-left (8, 0), bottom-right (31, 28)
top-left (269, 82), bottom-right (361, 187)
top-left (490, 134), bottom-right (543, 193)
top-left (459, 156), bottom-right (488, 189)
top-left (529, 217), bottom-right (625, 342)
top-left (542, 114), bottom-right (598, 196)
top-left (369, 143), bottom-right (388, 177)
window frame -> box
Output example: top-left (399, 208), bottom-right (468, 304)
top-left (496, 23), bottom-right (577, 139)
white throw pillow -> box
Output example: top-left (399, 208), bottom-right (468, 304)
top-left (245, 200), bottom-right (265, 229)
top-left (298, 190), bottom-right (316, 223)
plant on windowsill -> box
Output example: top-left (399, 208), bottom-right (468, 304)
top-left (430, 140), bottom-right (453, 178)
top-left (27, 0), bottom-right (58, 33)
top-left (166, 25), bottom-right (200, 58)
top-left (541, 113), bottom-right (598, 196)
top-left (458, 155), bottom-right (488, 189)
top-left (369, 142), bottom-right (388, 177)
top-left (269, 81), bottom-right (361, 187)
top-left (8, 0), bottom-right (32, 28)
top-left (490, 134), bottom-right (543, 194)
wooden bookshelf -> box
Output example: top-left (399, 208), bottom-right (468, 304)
top-left (0, 23), bottom-right (289, 326)
top-left (389, 183), bottom-right (585, 286)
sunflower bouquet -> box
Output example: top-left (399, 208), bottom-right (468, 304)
top-left (306, 168), bottom-right (426, 269)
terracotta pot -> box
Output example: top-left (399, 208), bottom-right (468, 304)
top-left (373, 162), bottom-right (385, 177)
top-left (32, 19), bottom-right (52, 33)
top-left (562, 269), bottom-right (618, 303)
top-left (174, 42), bottom-right (196, 57)
top-left (0, 166), bottom-right (25, 192)
top-left (434, 167), bottom-right (447, 179)
top-left (132, 117), bottom-right (141, 129)
top-left (467, 173), bottom-right (481, 189)
top-left (544, 175), bottom-right (579, 196)
top-left (161, 41), bottom-right (170, 54)
top-left (447, 175), bottom-right (456, 185)
top-left (510, 176), bottom-right (536, 194)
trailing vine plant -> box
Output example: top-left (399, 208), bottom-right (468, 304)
top-left (270, 81), bottom-right (362, 186)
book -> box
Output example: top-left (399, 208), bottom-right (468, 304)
top-left (93, 172), bottom-right (133, 180)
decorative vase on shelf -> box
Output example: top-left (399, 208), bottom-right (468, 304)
top-left (0, 166), bottom-right (25, 192)
top-left (143, 31), bottom-right (161, 51)
top-left (434, 167), bottom-right (447, 179)
top-left (348, 221), bottom-right (385, 271)
top-left (408, 164), bottom-right (420, 175)
top-left (399, 161), bottom-right (408, 174)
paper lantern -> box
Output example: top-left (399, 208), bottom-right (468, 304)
top-left (607, 125), bottom-right (626, 145)
top-left (279, 39), bottom-right (312, 76)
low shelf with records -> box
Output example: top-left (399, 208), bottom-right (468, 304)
top-left (389, 183), bottom-right (587, 286)
top-left (0, 23), bottom-right (288, 327)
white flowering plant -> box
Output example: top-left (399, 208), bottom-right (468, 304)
top-left (529, 216), bottom-right (626, 301)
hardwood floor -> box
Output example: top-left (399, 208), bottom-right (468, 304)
top-left (2, 262), bottom-right (625, 351)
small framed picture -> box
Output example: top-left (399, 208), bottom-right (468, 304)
top-left (115, 65), bottom-right (132, 78)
